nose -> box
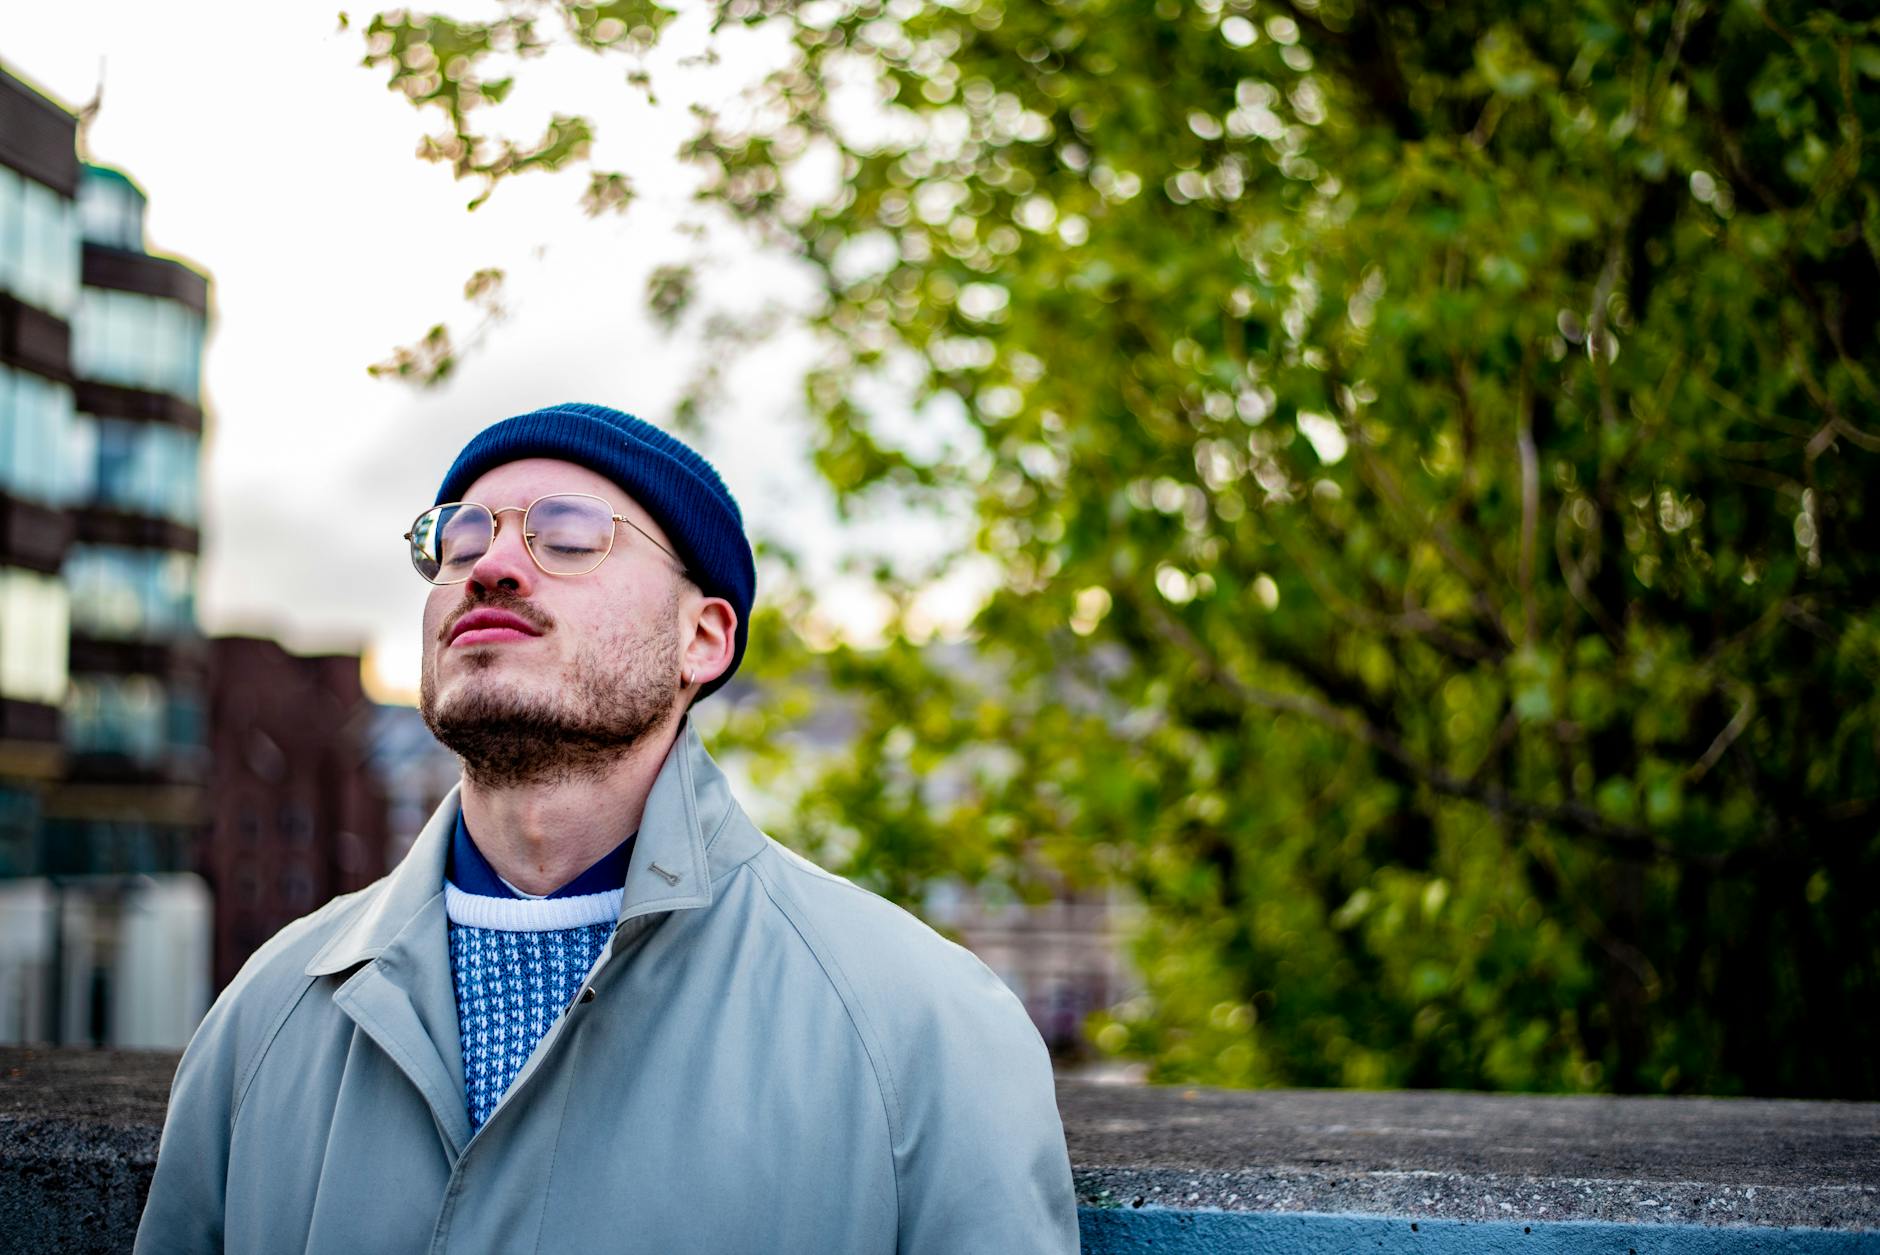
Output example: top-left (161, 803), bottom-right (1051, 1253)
top-left (466, 507), bottom-right (535, 595)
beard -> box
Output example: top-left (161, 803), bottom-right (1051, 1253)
top-left (419, 586), bottom-right (682, 790)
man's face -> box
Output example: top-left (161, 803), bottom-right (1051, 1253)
top-left (417, 457), bottom-right (688, 788)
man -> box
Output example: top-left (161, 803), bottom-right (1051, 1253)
top-left (135, 402), bottom-right (1079, 1253)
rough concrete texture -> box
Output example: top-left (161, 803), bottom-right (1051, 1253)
top-left (0, 1049), bottom-right (170, 1255)
top-left (1, 1049), bottom-right (1876, 1253)
top-left (1078, 1211), bottom-right (1880, 1254)
top-left (1059, 1080), bottom-right (1880, 1230)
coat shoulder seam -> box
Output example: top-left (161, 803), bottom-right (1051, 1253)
top-left (745, 853), bottom-right (906, 1230)
top-left (227, 893), bottom-right (369, 1130)
top-left (228, 966), bottom-right (320, 1132)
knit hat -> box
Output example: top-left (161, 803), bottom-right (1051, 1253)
top-left (434, 402), bottom-right (755, 701)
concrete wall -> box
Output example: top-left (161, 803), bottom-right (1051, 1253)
top-left (1, 1048), bottom-right (1874, 1253)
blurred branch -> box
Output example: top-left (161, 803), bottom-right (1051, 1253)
top-left (1273, 514), bottom-right (1506, 664)
top-left (369, 267), bottom-right (508, 387)
top-left (1465, 703), bottom-right (1521, 790)
top-left (1337, 392), bottom-right (1513, 651)
top-left (1135, 594), bottom-right (1707, 866)
top-left (1692, 75), bottom-right (1877, 406)
top-left (1553, 499), bottom-right (1624, 646)
top-left (1685, 682), bottom-right (1755, 785)
top-left (1786, 319), bottom-right (1880, 453)
top-left (1272, 0), bottom-right (1422, 140)
top-left (1516, 364), bottom-right (1541, 646)
top-left (1586, 228), bottom-right (1625, 431)
top-left (1647, 0), bottom-right (1702, 123)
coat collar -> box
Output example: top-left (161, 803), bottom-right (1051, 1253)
top-left (306, 717), bottom-right (763, 978)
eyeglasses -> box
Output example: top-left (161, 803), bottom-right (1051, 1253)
top-left (403, 493), bottom-right (687, 585)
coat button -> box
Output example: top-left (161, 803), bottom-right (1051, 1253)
top-left (579, 987), bottom-right (597, 1003)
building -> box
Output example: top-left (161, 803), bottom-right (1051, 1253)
top-left (0, 63), bottom-right (82, 877)
top-left (48, 157), bottom-right (211, 878)
top-left (923, 880), bottom-right (1139, 1060)
top-left (204, 638), bottom-right (391, 991)
top-left (0, 62), bottom-right (212, 1046)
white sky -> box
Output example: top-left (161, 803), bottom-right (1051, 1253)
top-left (3, 0), bottom-right (987, 703)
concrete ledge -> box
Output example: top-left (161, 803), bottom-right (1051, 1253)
top-left (0, 1050), bottom-right (167, 1255)
top-left (1, 1049), bottom-right (1875, 1253)
top-left (1077, 1212), bottom-right (1879, 1254)
top-left (1063, 1082), bottom-right (1879, 1229)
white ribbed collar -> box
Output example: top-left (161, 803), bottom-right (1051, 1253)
top-left (445, 882), bottom-right (623, 932)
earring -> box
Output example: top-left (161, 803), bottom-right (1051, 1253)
top-left (680, 668), bottom-right (693, 687)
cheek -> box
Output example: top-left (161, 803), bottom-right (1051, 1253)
top-left (422, 589), bottom-right (456, 642)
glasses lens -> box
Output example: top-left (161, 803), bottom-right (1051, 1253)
top-left (526, 495), bottom-right (616, 575)
top-left (410, 502), bottom-right (493, 583)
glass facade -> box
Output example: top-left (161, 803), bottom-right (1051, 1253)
top-left (64, 673), bottom-right (164, 759)
top-left (0, 566), bottom-right (70, 706)
top-left (72, 287), bottom-right (204, 398)
top-left (63, 545), bottom-right (196, 639)
top-left (0, 785), bottom-right (37, 876)
top-left (38, 815), bottom-right (194, 876)
top-left (0, 362), bottom-right (87, 507)
top-left (77, 167), bottom-right (144, 251)
top-left (1, 70), bottom-right (216, 1049)
top-left (0, 163), bottom-right (80, 318)
top-left (62, 673), bottom-right (202, 763)
top-left (78, 414), bottom-right (198, 523)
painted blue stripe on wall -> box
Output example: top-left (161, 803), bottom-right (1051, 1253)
top-left (1078, 1208), bottom-right (1880, 1254)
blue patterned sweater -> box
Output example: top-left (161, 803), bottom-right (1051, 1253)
top-left (445, 812), bottom-right (634, 1132)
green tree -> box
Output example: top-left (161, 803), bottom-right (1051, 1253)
top-left (360, 0), bottom-right (1880, 1096)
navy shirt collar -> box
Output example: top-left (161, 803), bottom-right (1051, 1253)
top-left (449, 808), bottom-right (637, 899)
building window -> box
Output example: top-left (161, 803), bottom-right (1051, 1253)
top-left (0, 785), bottom-right (38, 876)
top-left (39, 815), bottom-right (186, 875)
top-left (0, 566), bottom-right (70, 706)
top-left (72, 288), bottom-right (203, 399)
top-left (0, 165), bottom-right (79, 318)
top-left (80, 415), bottom-right (199, 524)
top-left (0, 363), bottom-right (85, 507)
top-left (278, 803), bottom-right (315, 846)
top-left (279, 863), bottom-right (316, 912)
top-left (0, 167), bottom-right (19, 307)
top-left (63, 545), bottom-right (196, 639)
top-left (64, 673), bottom-right (165, 760)
top-left (77, 167), bottom-right (144, 251)
top-left (166, 683), bottom-right (204, 752)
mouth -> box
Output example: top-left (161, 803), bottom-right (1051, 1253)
top-left (447, 609), bottom-right (544, 649)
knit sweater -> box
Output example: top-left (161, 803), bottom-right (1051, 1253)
top-left (445, 815), bottom-right (634, 1132)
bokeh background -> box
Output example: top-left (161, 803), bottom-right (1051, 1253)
top-left (0, 0), bottom-right (1874, 1098)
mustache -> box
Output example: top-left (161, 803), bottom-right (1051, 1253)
top-left (437, 589), bottom-right (554, 644)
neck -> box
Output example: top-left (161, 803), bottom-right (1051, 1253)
top-left (458, 719), bottom-right (682, 896)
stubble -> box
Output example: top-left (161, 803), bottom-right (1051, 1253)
top-left (419, 585), bottom-right (682, 789)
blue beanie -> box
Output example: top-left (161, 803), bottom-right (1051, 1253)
top-left (434, 402), bottom-right (755, 701)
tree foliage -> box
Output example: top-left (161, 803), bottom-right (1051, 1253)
top-left (360, 0), bottom-right (1880, 1096)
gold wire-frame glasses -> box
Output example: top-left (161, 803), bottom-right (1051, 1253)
top-left (403, 492), bottom-right (687, 585)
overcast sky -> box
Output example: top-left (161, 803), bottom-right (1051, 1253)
top-left (4, 0), bottom-right (982, 702)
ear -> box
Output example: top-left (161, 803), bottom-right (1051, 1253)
top-left (680, 596), bottom-right (738, 692)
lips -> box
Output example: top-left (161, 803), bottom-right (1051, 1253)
top-left (447, 609), bottom-right (543, 647)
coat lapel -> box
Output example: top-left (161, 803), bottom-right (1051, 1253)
top-left (305, 781), bottom-right (472, 1157)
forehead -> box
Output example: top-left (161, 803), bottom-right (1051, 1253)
top-left (458, 457), bottom-right (629, 509)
